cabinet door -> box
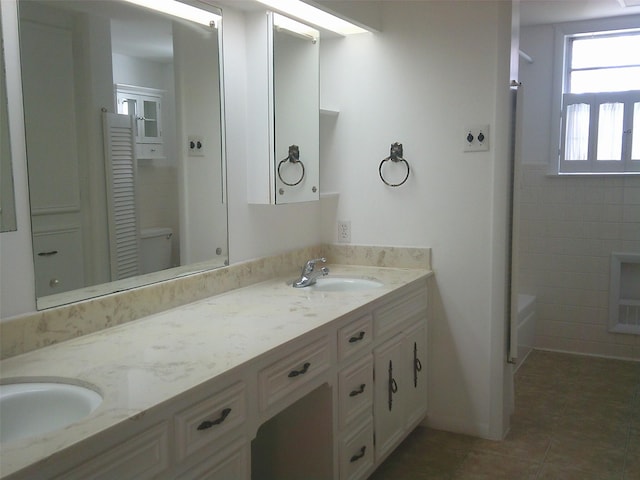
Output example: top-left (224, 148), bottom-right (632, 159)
top-left (373, 334), bottom-right (406, 460)
top-left (404, 321), bottom-right (428, 428)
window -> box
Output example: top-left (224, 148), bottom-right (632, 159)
top-left (557, 29), bottom-right (640, 174)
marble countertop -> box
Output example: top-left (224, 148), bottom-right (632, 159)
top-left (0, 264), bottom-right (431, 478)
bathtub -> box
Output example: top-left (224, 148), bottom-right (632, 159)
top-left (515, 294), bottom-right (536, 372)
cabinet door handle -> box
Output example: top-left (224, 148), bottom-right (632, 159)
top-left (349, 384), bottom-right (366, 397)
top-left (196, 407), bottom-right (231, 431)
top-left (288, 362), bottom-right (311, 378)
top-left (348, 331), bottom-right (365, 343)
top-left (414, 341), bottom-right (423, 388)
top-left (38, 250), bottom-right (58, 257)
top-left (350, 446), bottom-right (366, 463)
top-left (388, 360), bottom-right (398, 411)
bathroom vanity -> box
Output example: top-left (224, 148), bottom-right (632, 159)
top-left (0, 265), bottom-right (431, 479)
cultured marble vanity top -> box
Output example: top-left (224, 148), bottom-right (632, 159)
top-left (0, 264), bottom-right (431, 478)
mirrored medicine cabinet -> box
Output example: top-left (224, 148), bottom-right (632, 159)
top-left (246, 11), bottom-right (320, 205)
top-left (15, 0), bottom-right (227, 309)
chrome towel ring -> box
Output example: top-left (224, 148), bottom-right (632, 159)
top-left (379, 142), bottom-right (410, 187)
top-left (277, 145), bottom-right (305, 187)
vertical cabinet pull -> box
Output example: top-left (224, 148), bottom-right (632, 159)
top-left (288, 362), bottom-right (311, 378)
top-left (413, 341), bottom-right (423, 388)
top-left (350, 446), bottom-right (366, 463)
top-left (348, 331), bottom-right (365, 343)
top-left (388, 360), bottom-right (398, 411)
top-left (349, 384), bottom-right (366, 397)
top-left (197, 407), bottom-right (232, 431)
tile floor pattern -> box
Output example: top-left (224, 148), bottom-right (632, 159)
top-left (368, 349), bottom-right (640, 479)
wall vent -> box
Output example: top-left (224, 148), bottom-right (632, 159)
top-left (609, 252), bottom-right (640, 334)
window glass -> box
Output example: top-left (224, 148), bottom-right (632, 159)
top-left (571, 34), bottom-right (640, 69)
top-left (565, 103), bottom-right (590, 161)
top-left (596, 102), bottom-right (623, 161)
top-left (571, 67), bottom-right (640, 94)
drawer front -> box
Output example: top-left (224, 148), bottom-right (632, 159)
top-left (137, 142), bottom-right (164, 159)
top-left (175, 382), bottom-right (246, 462)
top-left (337, 314), bottom-right (373, 362)
top-left (259, 336), bottom-right (330, 411)
top-left (339, 417), bottom-right (374, 480)
top-left (338, 354), bottom-right (373, 429)
top-left (58, 422), bottom-right (169, 480)
top-left (373, 285), bottom-right (427, 339)
top-left (177, 438), bottom-right (249, 480)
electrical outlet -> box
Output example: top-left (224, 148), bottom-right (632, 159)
top-left (337, 220), bottom-right (351, 243)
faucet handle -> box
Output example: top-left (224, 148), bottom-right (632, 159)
top-left (303, 257), bottom-right (326, 273)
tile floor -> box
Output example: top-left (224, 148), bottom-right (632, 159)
top-left (368, 349), bottom-right (640, 479)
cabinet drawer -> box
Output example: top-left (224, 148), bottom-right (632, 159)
top-left (339, 416), bottom-right (374, 480)
top-left (259, 336), bottom-right (330, 411)
top-left (175, 382), bottom-right (246, 462)
top-left (177, 437), bottom-right (249, 480)
top-left (338, 354), bottom-right (373, 429)
top-left (337, 314), bottom-right (373, 362)
top-left (137, 142), bottom-right (164, 159)
top-left (373, 285), bottom-right (427, 339)
top-left (57, 422), bottom-right (169, 480)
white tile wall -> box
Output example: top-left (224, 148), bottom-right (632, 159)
top-left (518, 164), bottom-right (640, 359)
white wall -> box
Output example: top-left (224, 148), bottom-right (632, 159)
top-left (319, 1), bottom-right (513, 438)
top-left (518, 18), bottom-right (640, 359)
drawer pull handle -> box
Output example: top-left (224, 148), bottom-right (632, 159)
top-left (197, 407), bottom-right (231, 430)
top-left (348, 331), bottom-right (365, 343)
top-left (350, 446), bottom-right (366, 463)
top-left (349, 384), bottom-right (366, 397)
top-left (288, 362), bottom-right (311, 378)
top-left (38, 250), bottom-right (59, 257)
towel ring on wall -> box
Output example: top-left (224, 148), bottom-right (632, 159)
top-left (277, 145), bottom-right (305, 187)
top-left (379, 142), bottom-right (410, 187)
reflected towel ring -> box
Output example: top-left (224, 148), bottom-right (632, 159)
top-left (278, 145), bottom-right (305, 187)
top-left (379, 142), bottom-right (410, 187)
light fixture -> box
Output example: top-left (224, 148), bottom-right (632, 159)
top-left (255, 0), bottom-right (368, 35)
top-left (121, 0), bottom-right (221, 28)
top-left (272, 12), bottom-right (319, 40)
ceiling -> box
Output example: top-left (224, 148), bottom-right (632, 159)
top-left (520, 0), bottom-right (640, 26)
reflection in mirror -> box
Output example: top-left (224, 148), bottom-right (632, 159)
top-left (1, 7), bottom-right (18, 233)
top-left (17, 0), bottom-right (227, 309)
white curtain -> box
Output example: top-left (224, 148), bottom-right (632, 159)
top-left (565, 103), bottom-right (590, 161)
top-left (596, 102), bottom-right (623, 161)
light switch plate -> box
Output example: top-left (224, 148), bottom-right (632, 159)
top-left (463, 125), bottom-right (490, 152)
top-left (188, 135), bottom-right (205, 157)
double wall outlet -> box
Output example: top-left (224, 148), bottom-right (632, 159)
top-left (337, 220), bottom-right (351, 243)
top-left (463, 125), bottom-right (490, 152)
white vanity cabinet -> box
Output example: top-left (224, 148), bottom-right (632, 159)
top-left (2, 273), bottom-right (430, 480)
top-left (372, 286), bottom-right (429, 463)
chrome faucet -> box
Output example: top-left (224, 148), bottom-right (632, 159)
top-left (293, 257), bottom-right (329, 288)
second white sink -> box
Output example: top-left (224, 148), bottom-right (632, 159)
top-left (0, 381), bottom-right (102, 444)
top-left (310, 277), bottom-right (383, 292)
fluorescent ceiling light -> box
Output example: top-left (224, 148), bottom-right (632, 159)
top-left (255, 0), bottom-right (368, 35)
top-left (273, 12), bottom-right (319, 39)
top-left (121, 0), bottom-right (221, 28)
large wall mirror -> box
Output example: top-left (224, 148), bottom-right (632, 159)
top-left (17, 0), bottom-right (227, 309)
top-left (1, 6), bottom-right (18, 233)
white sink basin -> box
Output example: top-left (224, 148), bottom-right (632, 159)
top-left (0, 382), bottom-right (102, 444)
top-left (310, 277), bottom-right (383, 292)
